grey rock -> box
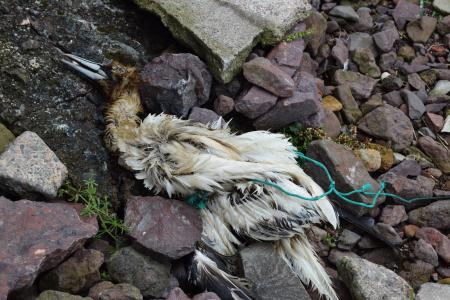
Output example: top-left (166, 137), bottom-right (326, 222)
top-left (361, 247), bottom-right (398, 267)
top-left (334, 70), bottom-right (377, 100)
top-left (373, 28), bottom-right (399, 53)
top-left (189, 108), bottom-right (222, 126)
top-left (241, 243), bottom-right (311, 300)
top-left (358, 105), bottom-right (414, 151)
top-left (335, 85), bottom-right (362, 124)
top-left (348, 32), bottom-right (377, 57)
top-left (338, 256), bottom-right (412, 300)
top-left (383, 90), bottom-right (403, 107)
top-left (399, 260), bottom-right (435, 289)
top-left (140, 53), bottom-right (212, 117)
top-left (39, 249), bottom-right (104, 294)
top-left (125, 196), bottom-right (202, 260)
top-left (338, 229), bottom-right (361, 251)
top-left (133, 0), bottom-right (311, 82)
top-left (235, 86), bottom-right (278, 119)
top-left (379, 52), bottom-right (399, 72)
top-left (408, 200), bottom-right (450, 230)
top-left (305, 140), bottom-right (384, 216)
top-left (329, 6), bottom-right (360, 22)
top-left (393, 0), bottom-right (420, 30)
top-left (107, 247), bottom-right (173, 298)
top-left (267, 39), bottom-right (305, 76)
top-left (413, 239), bottom-right (439, 267)
top-left (0, 131), bottom-right (67, 199)
top-left (402, 90), bottom-right (426, 120)
top-left (166, 287), bottom-right (190, 300)
top-left (357, 236), bottom-right (383, 249)
top-left (322, 109), bottom-right (342, 139)
top-left (373, 223), bottom-right (403, 246)
top-left (0, 197), bottom-right (98, 299)
top-left (417, 283), bottom-right (450, 300)
top-left (88, 281), bottom-right (143, 300)
top-left (380, 76), bottom-right (403, 92)
top-left (328, 249), bottom-right (359, 266)
top-left (253, 91), bottom-right (323, 130)
top-left (416, 227), bottom-right (450, 263)
top-left (408, 73), bottom-right (426, 90)
top-left (437, 15), bottom-right (450, 35)
top-left (36, 291), bottom-right (93, 300)
top-left (243, 57), bottom-right (295, 97)
top-left (429, 80), bottom-right (450, 97)
top-left (399, 63), bottom-right (430, 75)
top-left (346, 7), bottom-right (374, 32)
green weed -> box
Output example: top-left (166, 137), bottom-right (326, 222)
top-left (323, 233), bottom-right (337, 248)
top-left (58, 179), bottom-right (127, 241)
top-left (282, 123), bottom-right (326, 153)
top-left (285, 28), bottom-right (314, 42)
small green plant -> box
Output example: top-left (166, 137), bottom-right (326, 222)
top-left (323, 233), bottom-right (336, 248)
top-left (58, 179), bottom-right (127, 241)
top-left (285, 28), bottom-right (314, 42)
top-left (335, 125), bottom-right (369, 150)
top-left (100, 271), bottom-right (112, 281)
top-left (281, 123), bottom-right (325, 153)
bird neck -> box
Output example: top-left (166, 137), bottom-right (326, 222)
top-left (104, 86), bottom-right (143, 151)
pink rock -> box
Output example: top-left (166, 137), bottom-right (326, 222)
top-left (379, 205), bottom-right (407, 226)
top-left (0, 197), bottom-right (98, 299)
top-left (235, 86), bottom-right (278, 119)
top-left (166, 287), bottom-right (191, 300)
top-left (425, 112), bottom-right (444, 132)
top-left (267, 39), bottom-right (305, 76)
top-left (213, 95), bottom-right (234, 116)
top-left (125, 196), bottom-right (202, 260)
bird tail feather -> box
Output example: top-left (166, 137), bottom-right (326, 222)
top-left (277, 236), bottom-right (338, 300)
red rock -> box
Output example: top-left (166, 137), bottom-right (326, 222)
top-left (415, 227), bottom-right (450, 263)
top-left (267, 39), bottom-right (305, 76)
top-left (125, 196), bottom-right (202, 260)
top-left (166, 287), bottom-right (190, 300)
top-left (425, 112), bottom-right (444, 132)
top-left (213, 95), bottom-right (234, 116)
top-left (243, 57), bottom-right (295, 97)
top-left (379, 205), bottom-right (407, 226)
top-left (188, 108), bottom-right (222, 125)
top-left (0, 197), bottom-right (98, 299)
top-left (418, 136), bottom-right (450, 174)
top-left (235, 86), bottom-right (278, 119)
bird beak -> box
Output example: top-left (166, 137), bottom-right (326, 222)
top-left (60, 52), bottom-right (109, 81)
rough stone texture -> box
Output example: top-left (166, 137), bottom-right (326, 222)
top-left (0, 131), bottom-right (67, 199)
top-left (413, 239), bottom-right (439, 267)
top-left (241, 243), bottom-right (311, 300)
top-left (133, 0), bottom-right (311, 82)
top-left (140, 53), bottom-right (212, 117)
top-left (235, 86), bottom-right (278, 119)
top-left (213, 95), bottom-right (234, 116)
top-left (358, 105), bottom-right (414, 151)
top-left (434, 0), bottom-right (450, 14)
top-left (329, 6), bottom-right (360, 22)
top-left (0, 0), bottom-right (163, 200)
top-left (166, 287), bottom-right (190, 300)
top-left (408, 201), bottom-right (450, 230)
top-left (373, 223), bottom-right (403, 246)
top-left (267, 39), bottom-right (305, 76)
top-left (379, 205), bottom-right (407, 226)
top-left (357, 149), bottom-right (382, 172)
top-left (338, 256), bottom-right (412, 300)
top-left (331, 39), bottom-right (349, 68)
top-left (188, 108), bottom-right (222, 126)
top-left (393, 0), bottom-right (420, 30)
top-left (352, 48), bottom-right (381, 78)
top-left (400, 260), bottom-right (435, 289)
top-left (125, 196), bottom-right (202, 260)
top-left (0, 123), bottom-right (14, 153)
top-left (418, 136), bottom-right (450, 174)
top-left (303, 11), bottom-right (328, 56)
top-left (402, 90), bottom-right (426, 120)
top-left (322, 109), bottom-right (342, 139)
top-left (335, 85), bottom-right (362, 124)
top-left (415, 227), bottom-right (450, 264)
top-left (417, 283), bottom-right (450, 300)
top-left (36, 291), bottom-right (93, 300)
top-left (0, 197), bottom-right (98, 299)
top-left (88, 281), bottom-right (143, 300)
top-left (348, 32), bottom-right (377, 57)
top-left (253, 91), bottom-right (324, 130)
top-left (39, 249), bottom-right (104, 294)
top-left (338, 229), bottom-right (362, 251)
top-left (305, 140), bottom-right (384, 216)
top-left (334, 70), bottom-right (377, 100)
top-left (243, 57), bottom-right (295, 97)
top-left (107, 247), bottom-right (173, 298)
top-left (373, 28), bottom-right (399, 53)
top-left (406, 16), bottom-right (437, 43)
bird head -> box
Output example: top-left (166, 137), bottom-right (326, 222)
top-left (60, 51), bottom-right (139, 97)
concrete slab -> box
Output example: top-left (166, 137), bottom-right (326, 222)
top-left (133, 0), bottom-right (311, 82)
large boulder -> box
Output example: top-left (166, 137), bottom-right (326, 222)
top-left (139, 53), bottom-right (213, 117)
top-left (0, 0), bottom-right (163, 199)
top-left (0, 197), bottom-right (98, 299)
top-left (133, 0), bottom-right (311, 82)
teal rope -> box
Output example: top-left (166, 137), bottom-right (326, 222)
top-left (186, 150), bottom-right (450, 209)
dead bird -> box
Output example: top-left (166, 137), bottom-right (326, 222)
top-left (62, 52), bottom-right (340, 300)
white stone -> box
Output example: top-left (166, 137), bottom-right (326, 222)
top-left (442, 115), bottom-right (450, 133)
top-left (417, 283), bottom-right (450, 300)
top-left (429, 80), bottom-right (450, 96)
top-left (133, 0), bottom-right (311, 82)
top-left (433, 0), bottom-right (450, 14)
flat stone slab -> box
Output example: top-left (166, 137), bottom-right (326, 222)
top-left (133, 0), bottom-right (311, 82)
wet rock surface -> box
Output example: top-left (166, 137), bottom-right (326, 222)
top-left (0, 197), bottom-right (98, 299)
